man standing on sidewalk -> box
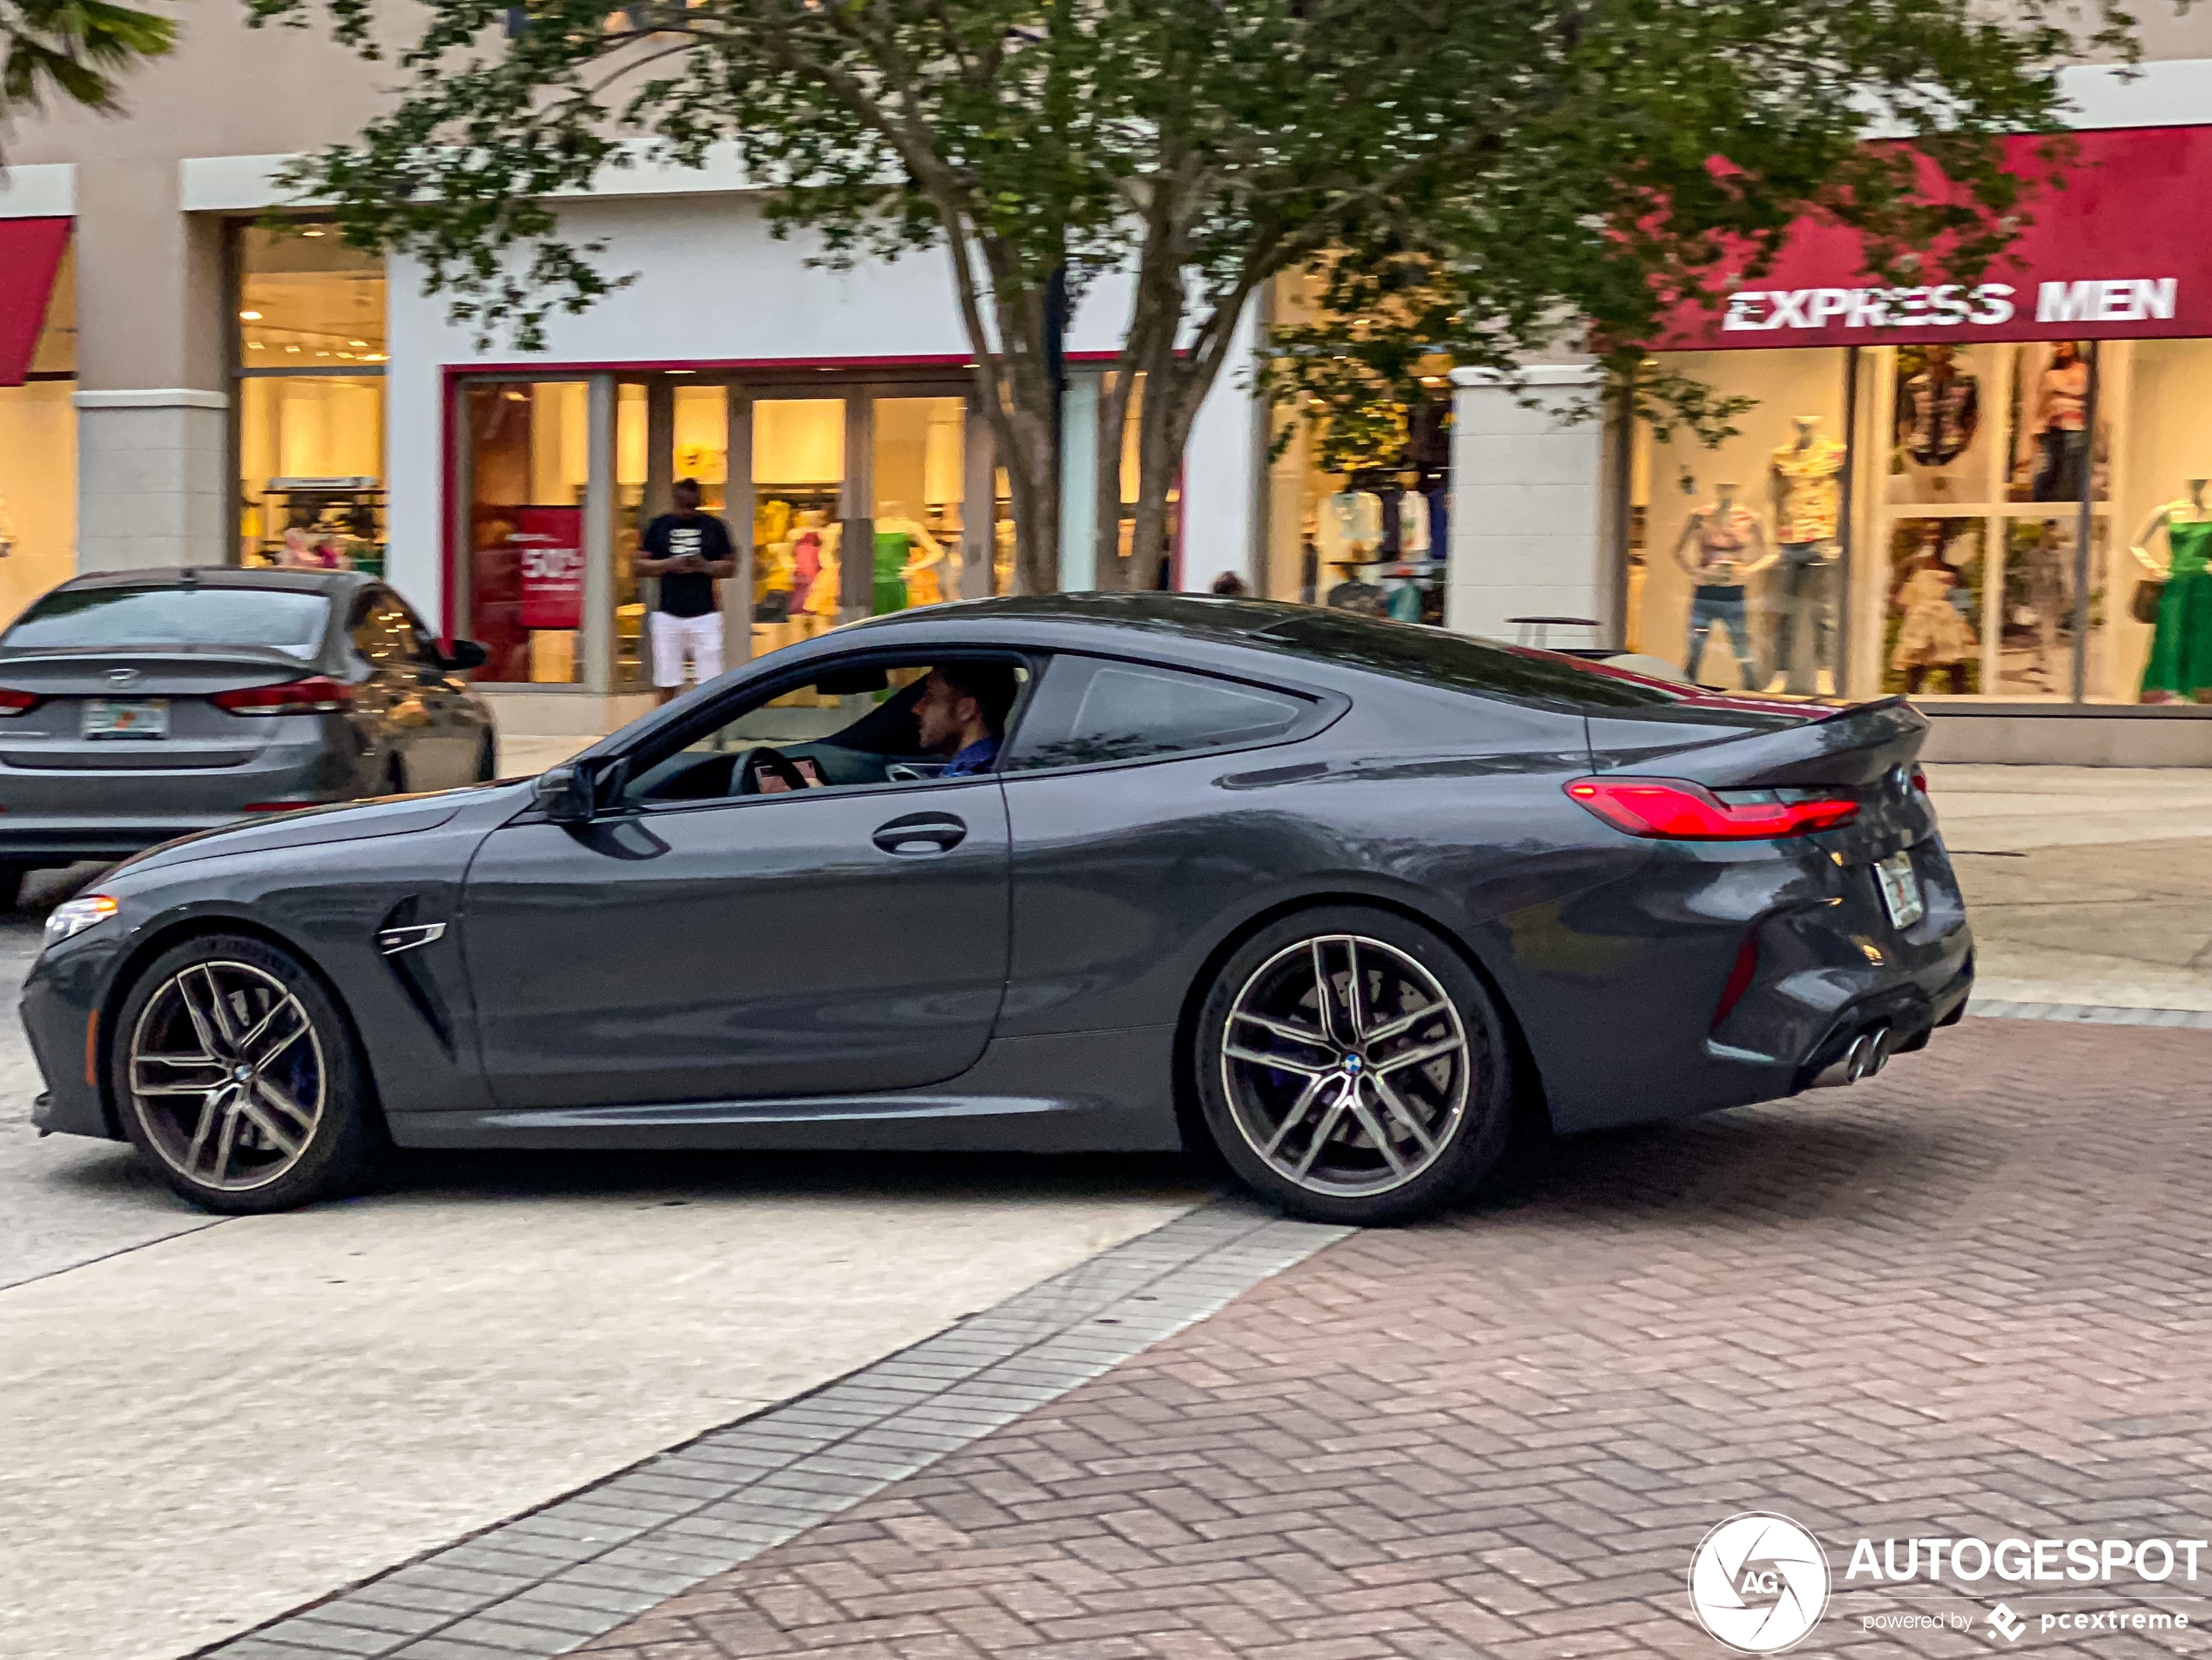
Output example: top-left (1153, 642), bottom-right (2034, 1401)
top-left (636, 477), bottom-right (738, 705)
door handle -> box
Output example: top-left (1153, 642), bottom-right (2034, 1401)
top-left (873, 813), bottom-right (968, 855)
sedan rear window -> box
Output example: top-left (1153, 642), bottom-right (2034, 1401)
top-left (1251, 610), bottom-right (1685, 711)
top-left (3, 586), bottom-right (332, 658)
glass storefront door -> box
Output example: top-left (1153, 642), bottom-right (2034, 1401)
top-left (459, 380), bottom-right (591, 685)
top-left (453, 373), bottom-right (995, 697)
top-left (750, 395), bottom-right (846, 655)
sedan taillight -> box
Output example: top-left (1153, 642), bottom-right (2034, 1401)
top-left (0, 687), bottom-right (39, 716)
top-left (212, 676), bottom-right (354, 715)
top-left (1566, 777), bottom-right (1858, 840)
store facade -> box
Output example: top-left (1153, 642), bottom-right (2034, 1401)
top-left (374, 191), bottom-right (1266, 732)
top-left (1447, 95), bottom-right (2212, 763)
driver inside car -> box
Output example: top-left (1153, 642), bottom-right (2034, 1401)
top-left (914, 662), bottom-right (1019, 777)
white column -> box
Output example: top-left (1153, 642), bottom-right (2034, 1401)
top-left (1177, 302), bottom-right (1263, 592)
top-left (1058, 373), bottom-right (1099, 590)
top-left (72, 390), bottom-right (228, 572)
top-left (1445, 364), bottom-right (1613, 643)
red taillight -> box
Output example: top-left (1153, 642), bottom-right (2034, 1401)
top-left (1565, 777), bottom-right (1858, 840)
top-left (0, 687), bottom-right (39, 716)
top-left (212, 676), bottom-right (353, 715)
top-left (1911, 766), bottom-right (1929, 794)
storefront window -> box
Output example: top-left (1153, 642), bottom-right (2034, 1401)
top-left (1627, 334), bottom-right (2212, 704)
top-left (1630, 349), bottom-right (1851, 695)
top-left (751, 397), bottom-right (845, 654)
top-left (235, 224), bottom-right (387, 572)
top-left (1262, 273), bottom-right (1452, 617)
top-left (871, 395), bottom-right (964, 611)
top-left (1, 237), bottom-right (75, 628)
top-left (462, 381), bottom-right (590, 685)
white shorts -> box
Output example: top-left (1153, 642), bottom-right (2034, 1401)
top-left (649, 610), bottom-right (725, 689)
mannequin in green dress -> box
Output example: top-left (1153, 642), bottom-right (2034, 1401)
top-left (2133, 478), bottom-right (2212, 703)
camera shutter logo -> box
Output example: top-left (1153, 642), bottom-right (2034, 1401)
top-left (1688, 1513), bottom-right (1832, 1653)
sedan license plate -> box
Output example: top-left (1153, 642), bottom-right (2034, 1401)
top-left (1875, 850), bottom-right (1925, 928)
top-left (82, 698), bottom-right (169, 739)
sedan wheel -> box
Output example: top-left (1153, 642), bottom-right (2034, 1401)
top-left (115, 935), bottom-right (377, 1212)
top-left (1197, 908), bottom-right (1512, 1225)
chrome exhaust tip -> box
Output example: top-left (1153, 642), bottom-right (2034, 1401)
top-left (1811, 1023), bottom-right (1894, 1089)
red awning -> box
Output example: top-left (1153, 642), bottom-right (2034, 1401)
top-left (0, 217), bottom-right (71, 387)
top-left (1661, 125), bottom-right (2212, 351)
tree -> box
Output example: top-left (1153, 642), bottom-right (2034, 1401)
top-left (3, 0), bottom-right (174, 154)
top-left (252, 0), bottom-right (2130, 594)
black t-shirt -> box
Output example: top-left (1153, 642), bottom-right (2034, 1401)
top-left (642, 512), bottom-right (735, 617)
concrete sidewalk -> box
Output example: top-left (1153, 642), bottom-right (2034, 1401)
top-left (1926, 764), bottom-right (2212, 1012)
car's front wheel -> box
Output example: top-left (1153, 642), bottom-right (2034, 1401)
top-left (111, 934), bottom-right (380, 1213)
top-left (1195, 906), bottom-right (1513, 1225)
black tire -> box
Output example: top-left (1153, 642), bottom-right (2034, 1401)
top-left (111, 933), bottom-right (381, 1214)
top-left (0, 862), bottom-right (27, 912)
top-left (474, 732), bottom-right (498, 782)
top-left (1194, 904), bottom-right (1512, 1225)
top-left (383, 755), bottom-right (408, 796)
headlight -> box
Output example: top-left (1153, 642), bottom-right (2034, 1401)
top-left (43, 894), bottom-right (118, 950)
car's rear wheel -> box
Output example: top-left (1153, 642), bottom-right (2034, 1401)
top-left (112, 934), bottom-right (379, 1214)
top-left (474, 732), bottom-right (497, 782)
top-left (1195, 906), bottom-right (1512, 1225)
top-left (0, 862), bottom-right (27, 912)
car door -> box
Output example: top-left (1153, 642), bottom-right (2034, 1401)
top-left (456, 668), bottom-right (1014, 1111)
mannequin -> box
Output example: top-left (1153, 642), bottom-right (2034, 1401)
top-left (2029, 342), bottom-right (2091, 503)
top-left (1894, 343), bottom-right (1980, 503)
top-left (875, 503), bottom-right (948, 607)
top-left (806, 522), bottom-right (843, 624)
top-left (1889, 521), bottom-right (1978, 694)
top-left (2132, 478), bottom-right (2212, 704)
top-left (1768, 416), bottom-right (1846, 694)
top-left (788, 509), bottom-right (828, 613)
top-left (1671, 482), bottom-right (1773, 688)
top-left (1396, 472), bottom-right (1432, 557)
top-left (1316, 476), bottom-right (1385, 566)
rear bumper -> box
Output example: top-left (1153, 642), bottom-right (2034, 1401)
top-left (1553, 830), bottom-right (1975, 1132)
top-left (0, 739), bottom-right (363, 865)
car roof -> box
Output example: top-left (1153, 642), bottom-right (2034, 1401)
top-left (56, 567), bottom-right (371, 595)
top-left (846, 591), bottom-right (1311, 643)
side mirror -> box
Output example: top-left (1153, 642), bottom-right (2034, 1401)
top-left (443, 639), bottom-right (489, 672)
top-left (532, 762), bottom-right (596, 823)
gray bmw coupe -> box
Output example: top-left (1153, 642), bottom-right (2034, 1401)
top-left (20, 595), bottom-right (1971, 1225)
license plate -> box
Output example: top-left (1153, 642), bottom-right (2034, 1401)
top-left (1875, 850), bottom-right (1924, 928)
top-left (82, 698), bottom-right (169, 739)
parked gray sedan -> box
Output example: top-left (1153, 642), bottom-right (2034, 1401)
top-left (0, 568), bottom-right (496, 905)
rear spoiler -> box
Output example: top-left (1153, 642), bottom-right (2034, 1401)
top-left (1632, 697), bottom-right (1926, 791)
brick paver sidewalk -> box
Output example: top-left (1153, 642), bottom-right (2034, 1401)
top-left (577, 1021), bottom-right (2212, 1658)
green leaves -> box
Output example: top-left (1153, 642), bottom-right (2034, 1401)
top-left (2, 0), bottom-right (173, 132)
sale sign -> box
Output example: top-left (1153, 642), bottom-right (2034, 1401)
top-left (511, 507), bottom-right (584, 631)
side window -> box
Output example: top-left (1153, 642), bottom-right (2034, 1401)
top-left (1004, 656), bottom-right (1312, 772)
top-left (620, 655), bottom-right (1030, 806)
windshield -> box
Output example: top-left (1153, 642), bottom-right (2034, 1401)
top-left (1251, 609), bottom-right (1686, 712)
top-left (3, 586), bottom-right (332, 658)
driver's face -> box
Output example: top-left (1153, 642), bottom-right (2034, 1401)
top-left (914, 672), bottom-right (973, 754)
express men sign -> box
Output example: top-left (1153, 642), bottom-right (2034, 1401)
top-left (1669, 125), bottom-right (2212, 350)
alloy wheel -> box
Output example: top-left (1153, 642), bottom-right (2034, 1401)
top-left (1219, 933), bottom-right (1470, 1198)
top-left (126, 960), bottom-right (327, 1192)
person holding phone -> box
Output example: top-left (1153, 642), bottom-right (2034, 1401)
top-left (636, 477), bottom-right (738, 704)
